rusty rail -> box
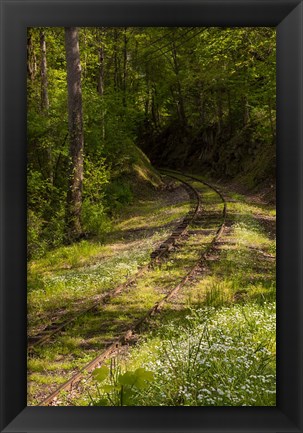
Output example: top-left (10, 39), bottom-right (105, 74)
top-left (28, 177), bottom-right (200, 351)
top-left (37, 172), bottom-right (226, 406)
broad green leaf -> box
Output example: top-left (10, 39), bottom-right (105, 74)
top-left (134, 368), bottom-right (154, 381)
top-left (122, 388), bottom-right (135, 406)
top-left (92, 365), bottom-right (109, 382)
top-left (101, 384), bottom-right (121, 393)
top-left (95, 397), bottom-right (109, 406)
top-left (118, 371), bottom-right (136, 386)
top-left (133, 368), bottom-right (154, 389)
top-left (118, 368), bottom-right (154, 389)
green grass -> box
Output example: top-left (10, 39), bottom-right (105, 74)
top-left (27, 175), bottom-right (276, 407)
top-left (27, 185), bottom-right (191, 333)
top-left (27, 180), bottom-right (219, 405)
top-left (84, 178), bottom-right (276, 407)
top-left (115, 302), bottom-right (276, 406)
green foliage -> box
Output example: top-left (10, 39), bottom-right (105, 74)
top-left (91, 364), bottom-right (154, 406)
top-left (105, 180), bottom-right (133, 214)
top-left (81, 199), bottom-right (112, 238)
top-left (138, 27), bottom-right (276, 186)
top-left (83, 157), bottom-right (109, 202)
top-left (92, 365), bottom-right (109, 382)
top-left (81, 157), bottom-right (112, 238)
top-left (123, 303), bottom-right (276, 406)
top-left (27, 169), bottom-right (65, 258)
top-left (27, 209), bottom-right (48, 259)
top-left (118, 368), bottom-right (154, 388)
top-left (27, 25), bottom-right (276, 255)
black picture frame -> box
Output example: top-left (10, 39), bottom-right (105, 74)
top-left (0, 0), bottom-right (302, 432)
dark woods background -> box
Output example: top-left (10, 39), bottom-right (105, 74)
top-left (27, 27), bottom-right (276, 259)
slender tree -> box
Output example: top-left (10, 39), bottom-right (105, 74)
top-left (39, 30), bottom-right (53, 183)
top-left (64, 27), bottom-right (84, 241)
top-left (97, 45), bottom-right (105, 96)
top-left (122, 27), bottom-right (128, 106)
top-left (27, 29), bottom-right (37, 81)
top-left (40, 30), bottom-right (49, 111)
top-left (171, 38), bottom-right (187, 126)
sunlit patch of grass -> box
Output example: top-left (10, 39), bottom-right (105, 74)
top-left (80, 176), bottom-right (276, 407)
top-left (115, 202), bottom-right (190, 232)
top-left (28, 175), bottom-right (276, 407)
top-left (28, 183), bottom-right (192, 332)
top-left (28, 373), bottom-right (68, 385)
top-left (113, 302), bottom-right (276, 407)
top-left (29, 240), bottom-right (109, 274)
top-left (28, 358), bottom-right (75, 372)
top-left (234, 222), bottom-right (271, 246)
top-left (203, 281), bottom-right (234, 307)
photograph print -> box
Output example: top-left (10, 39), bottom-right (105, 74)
top-left (27, 26), bottom-right (276, 407)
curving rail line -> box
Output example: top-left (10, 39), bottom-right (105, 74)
top-left (34, 172), bottom-right (226, 406)
top-left (28, 178), bottom-right (200, 351)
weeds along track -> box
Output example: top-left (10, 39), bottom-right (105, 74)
top-left (34, 172), bottom-right (226, 406)
top-left (28, 178), bottom-right (200, 351)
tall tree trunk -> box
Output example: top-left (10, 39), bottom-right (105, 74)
top-left (113, 29), bottom-right (119, 91)
top-left (98, 45), bottom-right (106, 140)
top-left (122, 27), bottom-right (128, 106)
top-left (40, 30), bottom-right (53, 183)
top-left (97, 46), bottom-right (105, 96)
top-left (40, 31), bottom-right (49, 111)
top-left (171, 41), bottom-right (186, 127)
top-left (27, 29), bottom-right (37, 81)
top-left (96, 29), bottom-right (106, 139)
top-left (217, 87), bottom-right (223, 135)
top-left (64, 27), bottom-right (84, 242)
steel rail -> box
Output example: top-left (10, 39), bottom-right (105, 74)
top-left (160, 169), bottom-right (227, 230)
top-left (28, 178), bottom-right (200, 351)
top-left (37, 173), bottom-right (226, 407)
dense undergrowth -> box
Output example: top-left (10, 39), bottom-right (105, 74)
top-left (91, 302), bottom-right (275, 406)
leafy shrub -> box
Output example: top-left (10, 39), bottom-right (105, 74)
top-left (83, 157), bottom-right (110, 203)
top-left (27, 209), bottom-right (48, 259)
top-left (41, 206), bottom-right (66, 250)
top-left (90, 364), bottom-right (154, 406)
top-left (81, 199), bottom-right (112, 239)
top-left (105, 180), bottom-right (133, 214)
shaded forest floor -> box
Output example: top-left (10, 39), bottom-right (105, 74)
top-left (27, 174), bottom-right (276, 407)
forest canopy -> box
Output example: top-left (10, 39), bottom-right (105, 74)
top-left (27, 27), bottom-right (276, 259)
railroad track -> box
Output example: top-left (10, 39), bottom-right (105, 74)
top-left (28, 177), bottom-right (200, 351)
top-left (34, 172), bottom-right (226, 406)
top-left (160, 169), bottom-right (227, 223)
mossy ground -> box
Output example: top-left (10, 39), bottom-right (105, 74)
top-left (27, 174), bottom-right (276, 407)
